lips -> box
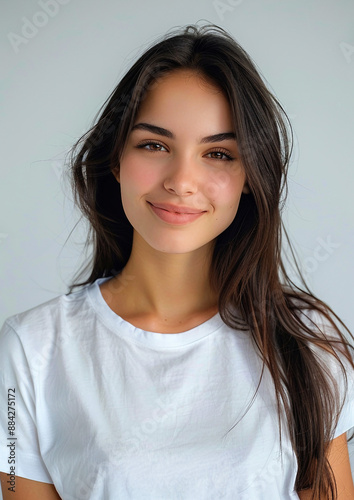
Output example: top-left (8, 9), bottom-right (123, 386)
top-left (147, 202), bottom-right (206, 214)
top-left (147, 201), bottom-right (206, 225)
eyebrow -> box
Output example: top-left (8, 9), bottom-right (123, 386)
top-left (131, 122), bottom-right (236, 143)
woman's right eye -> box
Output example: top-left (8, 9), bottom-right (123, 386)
top-left (136, 141), bottom-right (168, 152)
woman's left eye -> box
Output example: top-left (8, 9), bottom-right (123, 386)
top-left (206, 150), bottom-right (234, 161)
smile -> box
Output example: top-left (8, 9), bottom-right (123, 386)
top-left (147, 202), bottom-right (206, 225)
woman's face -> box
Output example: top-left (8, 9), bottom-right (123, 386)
top-left (114, 69), bottom-right (248, 255)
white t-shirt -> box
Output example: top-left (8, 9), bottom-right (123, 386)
top-left (0, 277), bottom-right (353, 500)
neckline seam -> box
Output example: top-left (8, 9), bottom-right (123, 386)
top-left (85, 277), bottom-right (225, 347)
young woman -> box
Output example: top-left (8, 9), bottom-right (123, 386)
top-left (0, 23), bottom-right (353, 500)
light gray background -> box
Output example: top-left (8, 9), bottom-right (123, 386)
top-left (1, 0), bottom-right (353, 489)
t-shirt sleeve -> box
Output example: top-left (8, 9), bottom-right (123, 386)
top-left (0, 320), bottom-right (53, 483)
top-left (300, 308), bottom-right (354, 440)
top-left (330, 343), bottom-right (354, 440)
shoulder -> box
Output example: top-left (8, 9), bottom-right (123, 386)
top-left (293, 304), bottom-right (354, 373)
top-left (0, 281), bottom-right (104, 388)
top-left (287, 299), bottom-right (353, 354)
top-left (0, 283), bottom-right (93, 352)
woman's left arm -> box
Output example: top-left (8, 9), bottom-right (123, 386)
top-left (297, 432), bottom-right (354, 499)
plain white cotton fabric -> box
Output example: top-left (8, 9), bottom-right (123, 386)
top-left (0, 277), bottom-right (353, 500)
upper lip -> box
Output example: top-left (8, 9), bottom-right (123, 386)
top-left (148, 202), bottom-right (206, 214)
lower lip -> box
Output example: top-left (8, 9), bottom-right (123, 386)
top-left (148, 203), bottom-right (205, 225)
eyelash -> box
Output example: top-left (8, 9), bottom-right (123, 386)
top-left (136, 141), bottom-right (235, 162)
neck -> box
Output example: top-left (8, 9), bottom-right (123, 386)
top-left (112, 232), bottom-right (218, 324)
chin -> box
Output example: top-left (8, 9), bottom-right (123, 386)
top-left (142, 233), bottom-right (213, 256)
top-left (148, 242), bottom-right (201, 254)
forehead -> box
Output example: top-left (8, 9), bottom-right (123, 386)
top-left (135, 69), bottom-right (233, 130)
top-left (148, 68), bottom-right (221, 93)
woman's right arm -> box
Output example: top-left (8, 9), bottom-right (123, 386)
top-left (0, 323), bottom-right (62, 500)
top-left (0, 473), bottom-right (61, 500)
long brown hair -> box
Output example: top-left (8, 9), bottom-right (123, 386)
top-left (68, 23), bottom-right (354, 498)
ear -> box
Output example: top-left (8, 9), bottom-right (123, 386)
top-left (112, 165), bottom-right (120, 183)
top-left (242, 182), bottom-right (250, 194)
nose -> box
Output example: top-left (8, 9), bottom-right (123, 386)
top-left (163, 155), bottom-right (198, 196)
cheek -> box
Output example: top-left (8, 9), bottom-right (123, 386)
top-left (204, 170), bottom-right (232, 197)
top-left (203, 166), bottom-right (244, 198)
top-left (204, 170), bottom-right (245, 208)
top-left (119, 158), bottom-right (161, 192)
